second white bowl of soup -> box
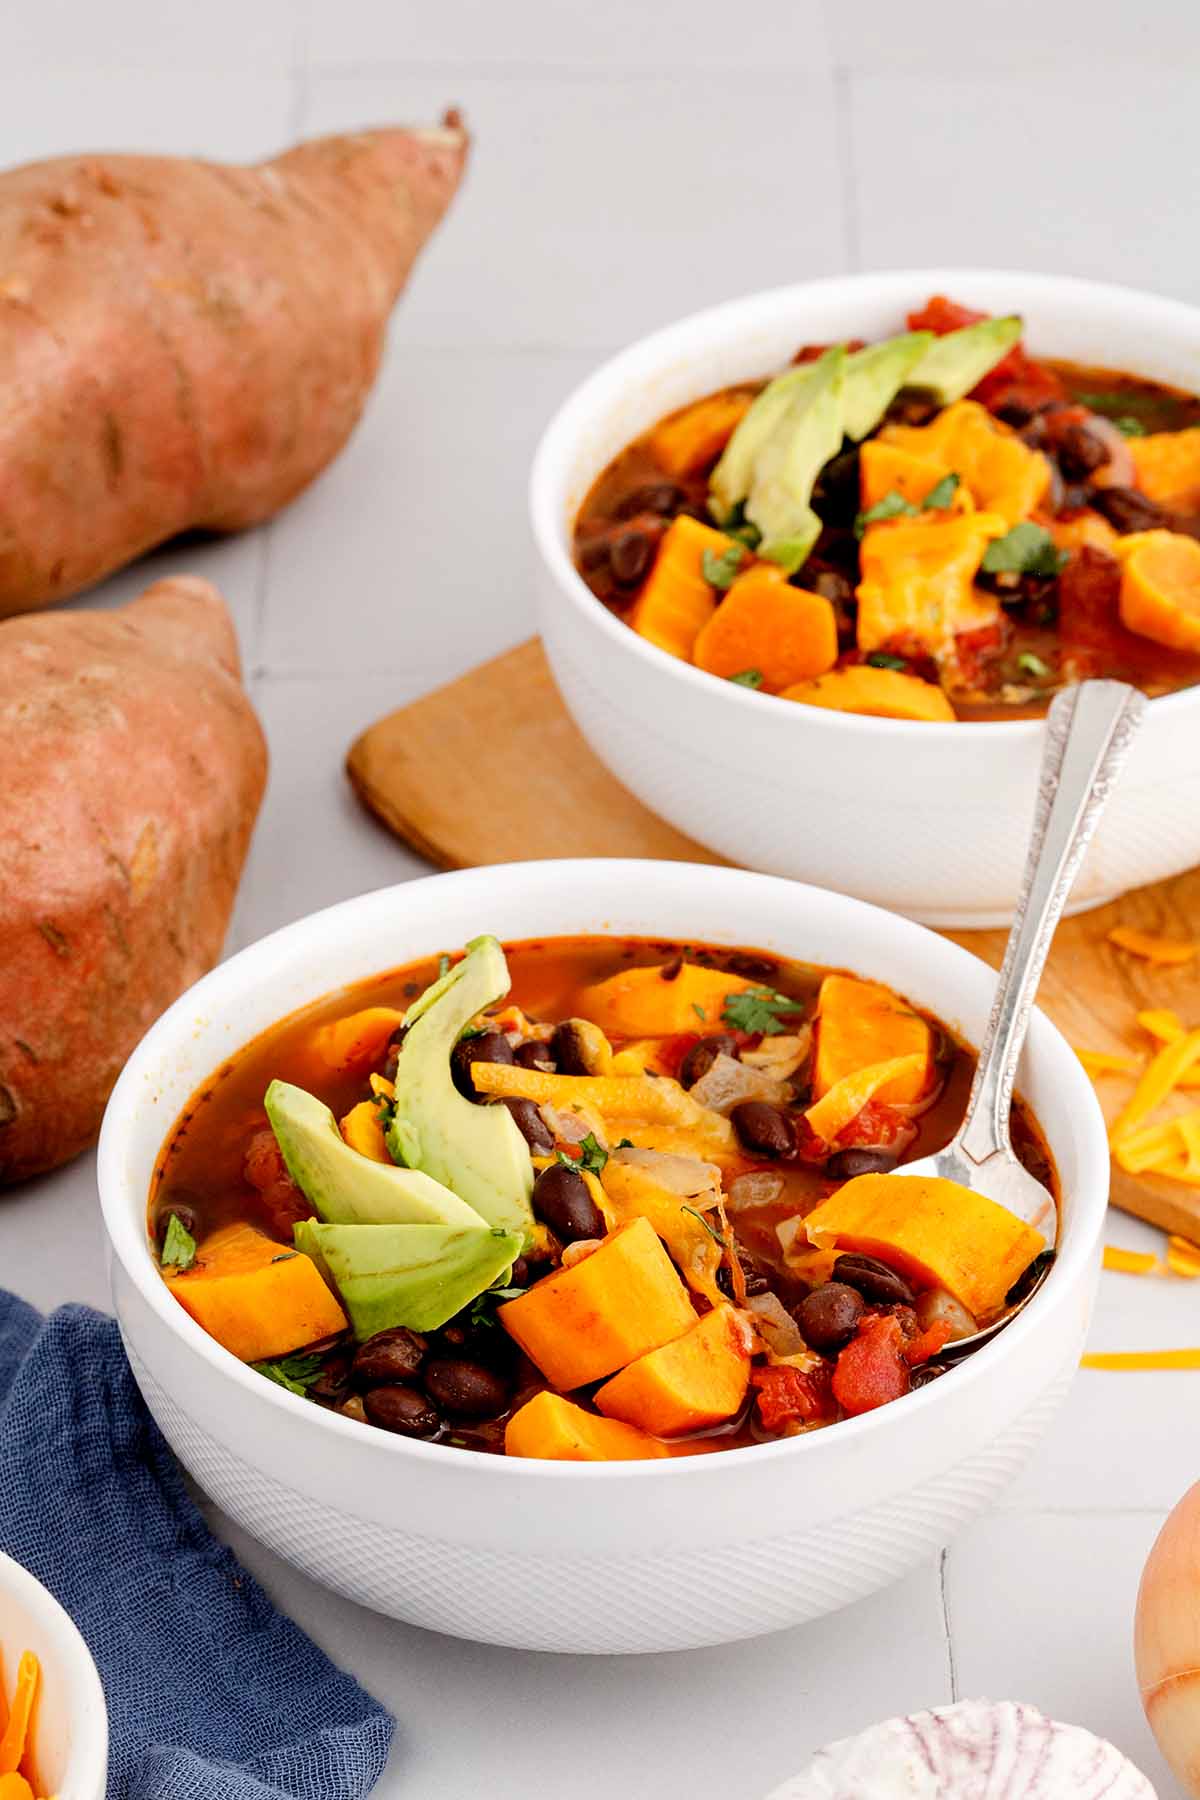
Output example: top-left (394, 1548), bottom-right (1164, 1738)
top-left (530, 270), bottom-right (1200, 925)
top-left (99, 861), bottom-right (1108, 1652)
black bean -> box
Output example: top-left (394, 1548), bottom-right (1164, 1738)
top-left (614, 481), bottom-right (687, 520)
top-left (577, 533), bottom-right (612, 574)
top-left (422, 1358), bottom-right (513, 1420)
top-left (995, 399), bottom-right (1038, 429)
top-left (497, 1096), bottom-right (555, 1155)
top-left (508, 1256), bottom-right (532, 1288)
top-left (308, 1349), bottom-right (353, 1403)
top-left (155, 1197), bottom-right (199, 1244)
top-left (1090, 485), bottom-right (1169, 534)
top-left (352, 1326), bottom-right (427, 1386)
top-left (679, 1033), bottom-right (739, 1089)
top-left (910, 1361), bottom-right (948, 1390)
top-left (1005, 1248), bottom-right (1056, 1307)
top-left (382, 1023), bottom-right (408, 1081)
top-left (810, 568), bottom-right (855, 609)
top-left (363, 1384), bottom-right (441, 1437)
top-left (725, 952), bottom-right (780, 982)
top-left (824, 1146), bottom-right (900, 1181)
top-left (717, 1245), bottom-right (772, 1299)
top-left (450, 1029), bottom-right (514, 1100)
top-left (834, 1253), bottom-right (915, 1307)
top-left (549, 1021), bottom-right (592, 1076)
top-left (886, 390), bottom-right (940, 427)
top-left (795, 1282), bottom-right (865, 1351)
top-left (1056, 421), bottom-right (1110, 480)
top-left (532, 1162), bottom-right (605, 1244)
top-left (731, 1101), bottom-right (796, 1160)
top-left (610, 527), bottom-right (656, 587)
top-left (514, 1039), bottom-right (556, 1072)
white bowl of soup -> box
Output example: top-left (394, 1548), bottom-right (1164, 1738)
top-left (0, 1554), bottom-right (107, 1800)
top-left (530, 271), bottom-right (1200, 926)
top-left (98, 860), bottom-right (1108, 1654)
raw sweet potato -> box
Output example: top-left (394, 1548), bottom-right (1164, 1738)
top-left (0, 118), bottom-right (468, 613)
top-left (0, 577), bottom-right (266, 1182)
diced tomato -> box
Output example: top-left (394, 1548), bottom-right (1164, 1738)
top-left (832, 1313), bottom-right (911, 1415)
top-left (903, 1319), bottom-right (954, 1367)
top-left (752, 1362), bottom-right (834, 1432)
top-left (792, 338), bottom-right (866, 364)
top-left (906, 293), bottom-right (1064, 413)
top-left (907, 295), bottom-right (986, 335)
top-left (1056, 546), bottom-right (1124, 662)
top-left (243, 1125), bottom-right (313, 1236)
top-left (657, 1034), bottom-right (697, 1079)
top-left (793, 1110), bottom-right (836, 1165)
top-left (953, 617), bottom-right (1011, 689)
top-left (836, 1101), bottom-right (916, 1154)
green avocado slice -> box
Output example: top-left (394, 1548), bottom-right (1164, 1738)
top-left (387, 935), bottom-right (534, 1240)
top-left (264, 1079), bottom-right (486, 1229)
top-left (905, 316), bottom-right (1023, 405)
top-left (843, 331), bottom-right (935, 440)
top-left (709, 359), bottom-right (824, 520)
top-left (295, 1218), bottom-right (522, 1338)
top-left (746, 346), bottom-right (846, 573)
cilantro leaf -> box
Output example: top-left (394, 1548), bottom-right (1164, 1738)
top-left (712, 502), bottom-right (762, 550)
top-left (469, 1284), bottom-right (527, 1329)
top-left (980, 523), bottom-right (1068, 579)
top-left (680, 1203), bottom-right (728, 1249)
top-left (253, 1352), bottom-right (324, 1397)
top-left (922, 471), bottom-right (960, 510)
top-left (854, 489), bottom-right (918, 538)
top-left (1113, 415), bottom-right (1146, 438)
top-left (691, 1002), bottom-right (707, 1022)
top-left (702, 544), bottom-right (746, 591)
top-left (615, 1137), bottom-right (634, 1149)
top-left (557, 1132), bottom-right (608, 1176)
top-left (728, 668), bottom-right (764, 689)
top-left (161, 1213), bottom-right (198, 1271)
top-left (1017, 651), bottom-right (1051, 678)
top-left (721, 986), bottom-right (806, 1037)
top-left (865, 651), bottom-right (908, 672)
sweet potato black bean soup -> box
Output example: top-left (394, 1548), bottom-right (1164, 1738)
top-left (573, 295), bottom-right (1200, 720)
top-left (151, 936), bottom-right (1056, 1459)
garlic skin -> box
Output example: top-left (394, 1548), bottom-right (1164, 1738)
top-left (1136, 1478), bottom-right (1200, 1796)
top-left (765, 1700), bottom-right (1156, 1799)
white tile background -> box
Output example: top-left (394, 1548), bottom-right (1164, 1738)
top-left (4, 1), bottom-right (1200, 1791)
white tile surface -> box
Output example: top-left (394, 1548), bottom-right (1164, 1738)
top-left (849, 67), bottom-right (1200, 305)
top-left (2, 4), bottom-right (1198, 1795)
top-left (303, 70), bottom-right (850, 349)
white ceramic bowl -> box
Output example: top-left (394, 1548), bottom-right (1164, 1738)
top-left (530, 270), bottom-right (1200, 927)
top-left (0, 1554), bottom-right (108, 1800)
top-left (99, 861), bottom-right (1108, 1654)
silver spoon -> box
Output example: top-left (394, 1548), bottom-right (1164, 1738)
top-left (902, 679), bottom-right (1146, 1359)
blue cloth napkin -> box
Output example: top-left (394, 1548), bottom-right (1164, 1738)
top-left (0, 1291), bottom-right (394, 1800)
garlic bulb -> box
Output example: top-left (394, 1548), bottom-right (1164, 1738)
top-left (765, 1700), bottom-right (1156, 1799)
top-left (1136, 1479), bottom-right (1200, 1795)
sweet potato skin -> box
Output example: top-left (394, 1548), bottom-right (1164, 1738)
top-left (0, 576), bottom-right (267, 1180)
top-left (0, 120), bottom-right (468, 612)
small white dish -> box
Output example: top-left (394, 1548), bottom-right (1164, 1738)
top-left (0, 1553), bottom-right (107, 1800)
top-left (530, 269), bottom-right (1200, 927)
top-left (98, 860), bottom-right (1109, 1654)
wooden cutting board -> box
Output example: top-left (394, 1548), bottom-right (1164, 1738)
top-left (348, 638), bottom-right (1200, 1239)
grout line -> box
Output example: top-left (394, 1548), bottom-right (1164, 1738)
top-left (304, 57), bottom-right (844, 85)
top-left (832, 66), bottom-right (861, 274)
top-left (938, 1549), bottom-right (959, 1703)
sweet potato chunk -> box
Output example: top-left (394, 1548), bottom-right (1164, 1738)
top-left (882, 400), bottom-right (1051, 523)
top-left (803, 1174), bottom-right (1046, 1319)
top-left (814, 974), bottom-right (933, 1104)
top-left (1115, 529), bottom-right (1200, 651)
top-left (781, 665), bottom-right (955, 722)
top-left (859, 442), bottom-right (974, 513)
top-left (595, 1304), bottom-right (751, 1435)
top-left (1129, 427), bottom-right (1200, 509)
top-left (339, 1100), bottom-right (393, 1163)
top-left (630, 516), bottom-right (738, 660)
top-left (575, 961), bottom-right (756, 1037)
top-left (505, 1391), bottom-right (668, 1461)
top-left (165, 1222), bottom-right (347, 1363)
top-left (856, 510), bottom-right (1007, 660)
top-left (316, 1007), bottom-right (405, 1075)
top-left (500, 1216), bottom-right (696, 1389)
top-left (650, 392), bottom-right (753, 477)
top-left (692, 564), bottom-right (837, 690)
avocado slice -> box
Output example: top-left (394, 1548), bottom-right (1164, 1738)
top-left (905, 316), bottom-right (1022, 404)
top-left (843, 331), bottom-right (934, 440)
top-left (746, 346), bottom-right (846, 573)
top-left (709, 359), bottom-right (825, 520)
top-left (264, 1078), bottom-right (486, 1230)
top-left (387, 935), bottom-right (534, 1240)
top-left (295, 1218), bottom-right (522, 1338)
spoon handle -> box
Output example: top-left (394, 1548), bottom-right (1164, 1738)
top-left (956, 679), bottom-right (1147, 1167)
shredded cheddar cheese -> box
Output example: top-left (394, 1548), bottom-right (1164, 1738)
top-left (1075, 1048), bottom-right (1143, 1078)
top-left (1108, 1030), bottom-right (1200, 1149)
top-left (1167, 1235), bottom-right (1200, 1279)
top-left (1083, 1349), bottom-right (1200, 1371)
top-left (0, 1650), bottom-right (46, 1794)
top-left (1102, 1245), bottom-right (1161, 1275)
top-left (1108, 926), bottom-right (1197, 965)
top-left (803, 1052), bottom-right (928, 1145)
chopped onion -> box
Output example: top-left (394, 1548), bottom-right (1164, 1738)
top-left (914, 1286), bottom-right (977, 1342)
top-left (689, 1053), bottom-right (790, 1115)
top-left (727, 1171), bottom-right (786, 1213)
top-left (745, 1291), bottom-right (806, 1357)
top-left (560, 1238), bottom-right (602, 1269)
top-left (542, 1105), bottom-right (600, 1146)
top-left (741, 1026), bottom-right (812, 1079)
top-left (610, 1145), bottom-right (721, 1203)
top-left (766, 1700), bottom-right (1157, 1798)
